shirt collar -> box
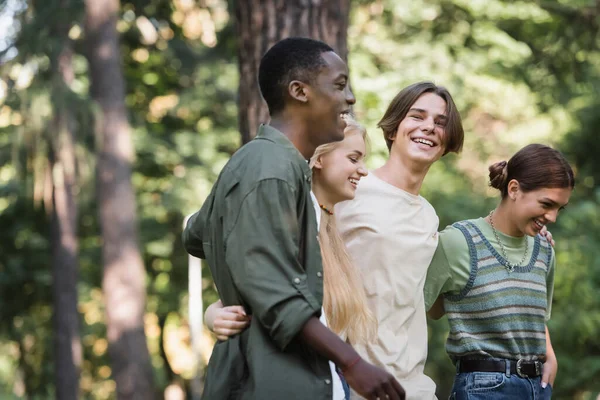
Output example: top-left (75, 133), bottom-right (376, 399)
top-left (256, 124), bottom-right (312, 175)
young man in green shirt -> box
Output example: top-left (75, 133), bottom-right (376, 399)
top-left (183, 38), bottom-right (405, 400)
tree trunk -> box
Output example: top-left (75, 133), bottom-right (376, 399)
top-left (84, 0), bottom-right (155, 398)
top-left (235, 0), bottom-right (351, 143)
top-left (50, 34), bottom-right (82, 400)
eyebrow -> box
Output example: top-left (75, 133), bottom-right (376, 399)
top-left (540, 198), bottom-right (569, 208)
top-left (334, 73), bottom-right (348, 81)
top-left (350, 150), bottom-right (364, 157)
top-left (409, 108), bottom-right (447, 120)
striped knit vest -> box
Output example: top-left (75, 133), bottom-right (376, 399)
top-left (443, 220), bottom-right (552, 363)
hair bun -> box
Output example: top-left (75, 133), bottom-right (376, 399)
top-left (489, 160), bottom-right (508, 190)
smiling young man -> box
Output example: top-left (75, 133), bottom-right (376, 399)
top-left (183, 37), bottom-right (405, 400)
top-left (335, 82), bottom-right (464, 400)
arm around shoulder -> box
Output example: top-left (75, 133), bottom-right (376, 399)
top-left (205, 299), bottom-right (251, 341)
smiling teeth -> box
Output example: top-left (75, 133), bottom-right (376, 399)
top-left (349, 178), bottom-right (358, 185)
top-left (535, 220), bottom-right (544, 228)
top-left (414, 138), bottom-right (434, 146)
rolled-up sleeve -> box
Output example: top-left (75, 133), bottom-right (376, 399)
top-left (225, 178), bottom-right (321, 350)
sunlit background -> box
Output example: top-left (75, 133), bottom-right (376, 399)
top-left (1, 0), bottom-right (599, 399)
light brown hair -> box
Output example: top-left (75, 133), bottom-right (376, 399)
top-left (378, 81), bottom-right (464, 155)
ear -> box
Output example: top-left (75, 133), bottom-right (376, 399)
top-left (312, 155), bottom-right (324, 170)
top-left (388, 124), bottom-right (401, 142)
top-left (288, 80), bottom-right (309, 103)
top-left (507, 179), bottom-right (520, 200)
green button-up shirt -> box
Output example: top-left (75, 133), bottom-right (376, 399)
top-left (183, 125), bottom-right (333, 400)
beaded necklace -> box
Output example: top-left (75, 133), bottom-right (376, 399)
top-left (319, 204), bottom-right (334, 216)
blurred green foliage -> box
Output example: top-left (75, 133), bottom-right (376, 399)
top-left (0, 0), bottom-right (598, 398)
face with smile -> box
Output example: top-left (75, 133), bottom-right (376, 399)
top-left (508, 182), bottom-right (572, 237)
top-left (304, 52), bottom-right (356, 146)
top-left (389, 92), bottom-right (448, 167)
top-left (312, 130), bottom-right (368, 206)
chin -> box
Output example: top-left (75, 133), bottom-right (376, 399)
top-left (407, 151), bottom-right (441, 165)
top-left (344, 193), bottom-right (356, 201)
top-left (322, 131), bottom-right (344, 145)
top-left (339, 191), bottom-right (355, 202)
top-left (334, 131), bottom-right (346, 142)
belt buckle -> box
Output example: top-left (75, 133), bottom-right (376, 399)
top-left (516, 359), bottom-right (527, 378)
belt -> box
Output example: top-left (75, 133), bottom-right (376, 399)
top-left (457, 359), bottom-right (543, 378)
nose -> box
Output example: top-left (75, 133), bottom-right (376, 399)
top-left (346, 86), bottom-right (356, 105)
top-left (422, 116), bottom-right (435, 133)
top-left (545, 210), bottom-right (558, 223)
top-left (357, 161), bottom-right (368, 177)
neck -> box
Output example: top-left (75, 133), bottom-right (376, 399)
top-left (374, 154), bottom-right (430, 195)
top-left (489, 202), bottom-right (524, 237)
top-left (270, 113), bottom-right (316, 160)
top-left (311, 178), bottom-right (337, 212)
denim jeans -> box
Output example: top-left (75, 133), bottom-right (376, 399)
top-left (449, 372), bottom-right (553, 400)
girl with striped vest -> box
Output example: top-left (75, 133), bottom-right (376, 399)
top-left (425, 144), bottom-right (575, 400)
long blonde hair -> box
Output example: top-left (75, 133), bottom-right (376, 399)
top-left (310, 116), bottom-right (376, 344)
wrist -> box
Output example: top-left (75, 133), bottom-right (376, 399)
top-left (341, 355), bottom-right (362, 373)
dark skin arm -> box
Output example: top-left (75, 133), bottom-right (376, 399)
top-left (300, 317), bottom-right (405, 400)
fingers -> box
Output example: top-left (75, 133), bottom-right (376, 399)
top-left (214, 318), bottom-right (250, 337)
top-left (540, 227), bottom-right (556, 247)
top-left (541, 366), bottom-right (555, 388)
top-left (223, 305), bottom-right (247, 316)
top-left (217, 319), bottom-right (250, 330)
top-left (373, 387), bottom-right (386, 400)
top-left (541, 370), bottom-right (549, 388)
top-left (391, 379), bottom-right (405, 400)
top-left (213, 313), bottom-right (251, 339)
top-left (215, 327), bottom-right (245, 338)
top-left (383, 380), bottom-right (401, 400)
top-left (219, 310), bottom-right (251, 322)
top-left (218, 314), bottom-right (250, 325)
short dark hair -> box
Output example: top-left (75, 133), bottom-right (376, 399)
top-left (378, 82), bottom-right (464, 155)
top-left (258, 37), bottom-right (334, 115)
top-left (489, 144), bottom-right (575, 198)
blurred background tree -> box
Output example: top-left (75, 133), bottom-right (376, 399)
top-left (0, 0), bottom-right (598, 399)
top-left (84, 0), bottom-right (155, 397)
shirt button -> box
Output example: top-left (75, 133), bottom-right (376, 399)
top-left (325, 379), bottom-right (331, 385)
top-left (293, 278), bottom-right (300, 284)
top-left (317, 271), bottom-right (322, 278)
